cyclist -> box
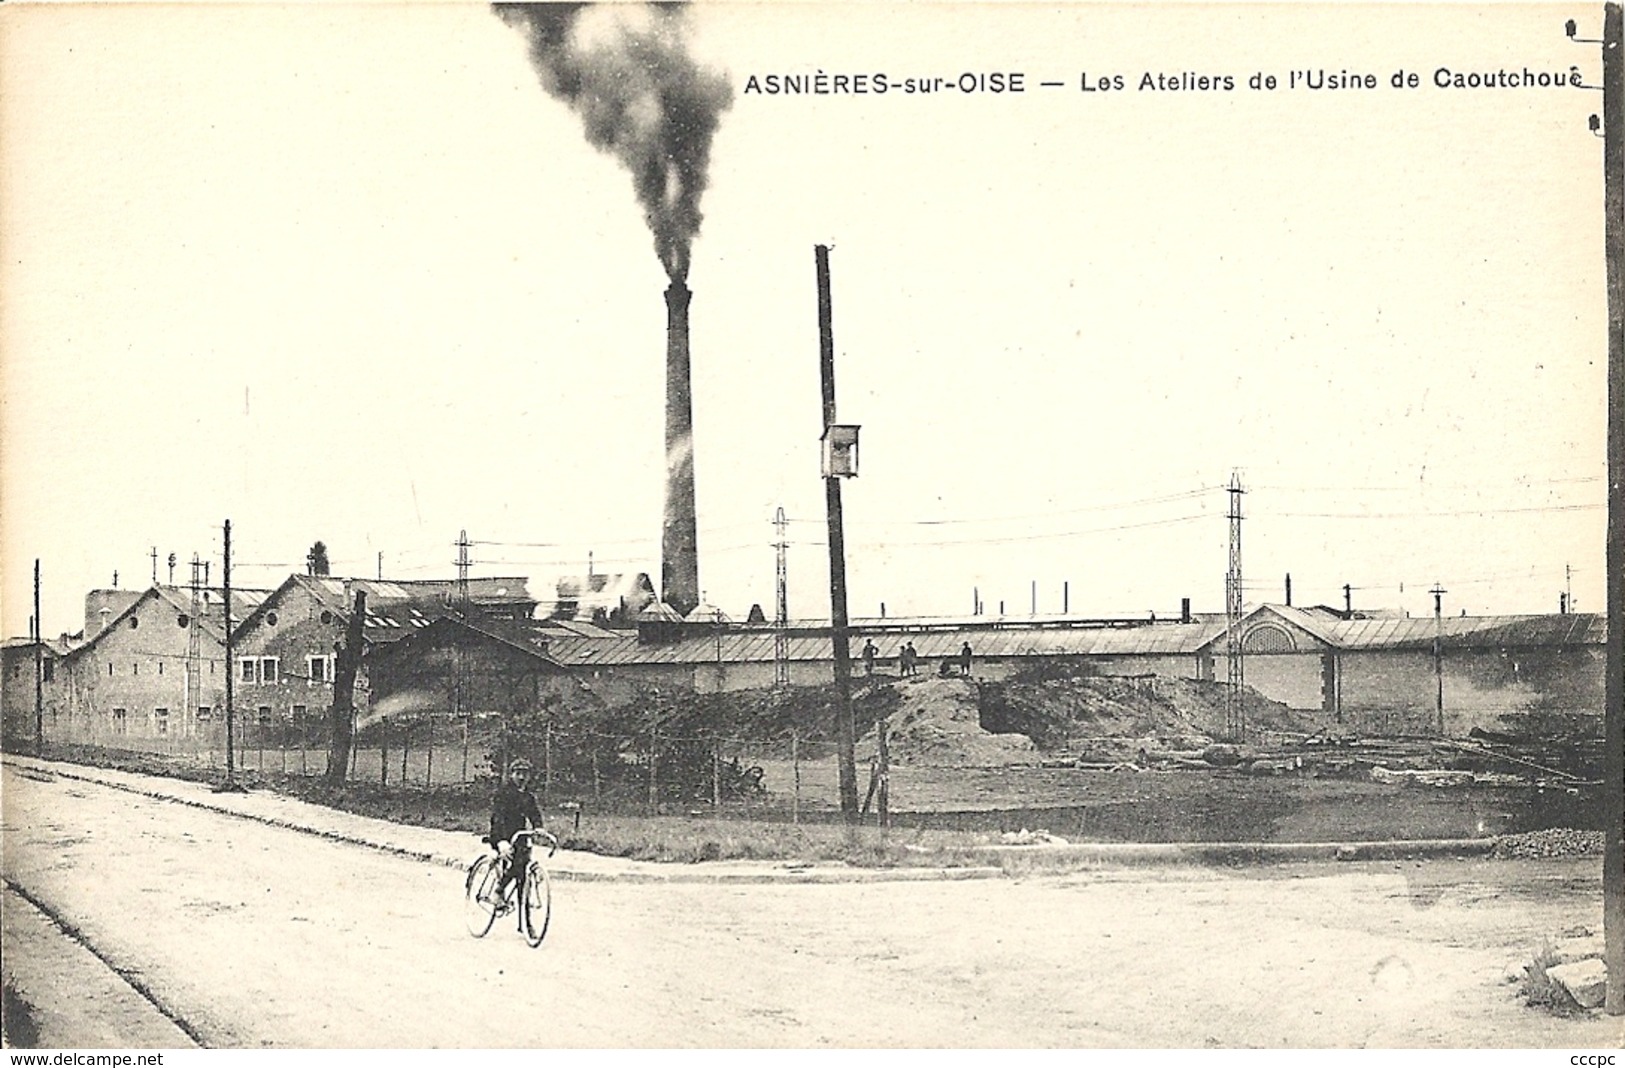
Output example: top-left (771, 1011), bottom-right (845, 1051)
top-left (485, 757), bottom-right (543, 912)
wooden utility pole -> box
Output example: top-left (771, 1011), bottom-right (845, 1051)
top-left (325, 590), bottom-right (366, 786)
top-left (1599, 0), bottom-right (1624, 1018)
top-left (817, 244), bottom-right (860, 821)
top-left (33, 559), bottom-right (43, 755)
top-left (223, 520), bottom-right (236, 784)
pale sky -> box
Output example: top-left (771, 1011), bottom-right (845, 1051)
top-left (0, 2), bottom-right (1609, 639)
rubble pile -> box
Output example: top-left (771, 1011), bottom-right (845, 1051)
top-left (860, 677), bottom-right (1037, 767)
top-left (1492, 828), bottom-right (1604, 859)
top-left (979, 667), bottom-right (1328, 759)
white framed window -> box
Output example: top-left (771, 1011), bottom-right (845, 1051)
top-left (260, 657), bottom-right (280, 684)
top-left (239, 657), bottom-right (257, 683)
top-left (292, 704), bottom-right (308, 720)
top-left (197, 706), bottom-right (212, 723)
top-left (112, 708), bottom-right (127, 734)
top-left (153, 708), bottom-right (169, 735)
top-left (306, 654), bottom-right (333, 684)
top-left (257, 706), bottom-right (273, 726)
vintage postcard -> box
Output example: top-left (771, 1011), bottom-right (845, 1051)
top-left (0, 0), bottom-right (1618, 1053)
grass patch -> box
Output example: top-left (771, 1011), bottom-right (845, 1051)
top-left (2, 974), bottom-right (44, 1048)
top-left (1519, 942), bottom-right (1585, 1015)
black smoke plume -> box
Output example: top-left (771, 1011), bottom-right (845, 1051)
top-left (496, 3), bottom-right (733, 282)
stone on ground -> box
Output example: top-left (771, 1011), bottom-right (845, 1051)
top-left (1547, 959), bottom-right (1608, 1010)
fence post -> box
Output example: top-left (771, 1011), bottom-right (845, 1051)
top-left (461, 713), bottom-right (470, 784)
top-left (791, 728), bottom-right (801, 825)
top-left (426, 718), bottom-right (435, 788)
top-left (592, 748), bottom-right (602, 803)
top-left (401, 719), bottom-right (410, 784)
top-left (713, 742), bottom-right (722, 811)
top-left (647, 722), bottom-right (658, 813)
top-left (544, 715), bottom-right (554, 805)
top-left (380, 719), bottom-right (389, 786)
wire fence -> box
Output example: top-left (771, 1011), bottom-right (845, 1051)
top-left (26, 704), bottom-right (880, 819)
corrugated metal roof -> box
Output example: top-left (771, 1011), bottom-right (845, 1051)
top-left (540, 610), bottom-right (1602, 668)
top-left (1330, 613), bottom-right (1606, 649)
top-left (544, 621), bottom-right (1222, 668)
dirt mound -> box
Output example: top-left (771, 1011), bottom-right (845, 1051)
top-left (981, 670), bottom-right (1327, 759)
top-left (859, 676), bottom-right (1036, 767)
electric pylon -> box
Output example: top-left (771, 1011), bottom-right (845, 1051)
top-left (1225, 471), bottom-right (1246, 742)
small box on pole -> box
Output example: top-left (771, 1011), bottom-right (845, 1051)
top-left (821, 424), bottom-right (861, 478)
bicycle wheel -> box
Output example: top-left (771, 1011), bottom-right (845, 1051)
top-left (464, 855), bottom-right (500, 938)
top-left (521, 861), bottom-right (552, 947)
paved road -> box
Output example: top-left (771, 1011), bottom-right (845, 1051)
top-left (2, 763), bottom-right (1620, 1048)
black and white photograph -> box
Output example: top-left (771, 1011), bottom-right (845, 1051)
top-left (1, 0), bottom-right (1622, 1051)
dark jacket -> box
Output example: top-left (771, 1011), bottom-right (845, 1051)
top-left (489, 781), bottom-right (543, 847)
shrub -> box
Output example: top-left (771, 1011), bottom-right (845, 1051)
top-left (1520, 942), bottom-right (1584, 1015)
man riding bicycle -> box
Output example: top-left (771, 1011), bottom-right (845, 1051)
top-left (485, 757), bottom-right (543, 912)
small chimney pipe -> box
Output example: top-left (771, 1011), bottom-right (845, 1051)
top-left (1181, 597), bottom-right (1191, 623)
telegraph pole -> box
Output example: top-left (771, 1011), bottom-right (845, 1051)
top-left (222, 519), bottom-right (239, 788)
top-left (774, 506), bottom-right (790, 688)
top-left (1430, 583), bottom-right (1447, 736)
top-left (33, 559), bottom-right (43, 755)
top-left (1593, 0), bottom-right (1624, 1018)
top-left (816, 245), bottom-right (860, 821)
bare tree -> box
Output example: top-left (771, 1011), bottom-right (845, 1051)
top-left (325, 589), bottom-right (365, 785)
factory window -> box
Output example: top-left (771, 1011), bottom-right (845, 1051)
top-left (109, 663), bottom-right (115, 676)
top-left (307, 655), bottom-right (332, 683)
top-left (153, 708), bottom-right (169, 735)
top-left (177, 614), bottom-right (189, 628)
top-left (158, 661), bottom-right (164, 676)
top-left (43, 661), bottom-right (54, 683)
top-left (257, 706), bottom-right (272, 726)
top-left (133, 662), bottom-right (139, 676)
top-left (197, 706), bottom-right (212, 723)
top-left (260, 657), bottom-right (280, 684)
top-left (320, 611), bottom-right (334, 625)
top-left (129, 616), bottom-right (139, 629)
top-left (292, 704), bottom-right (308, 720)
top-left (239, 657), bottom-right (258, 683)
top-left (267, 612), bottom-right (279, 627)
top-left (112, 708), bottom-right (127, 734)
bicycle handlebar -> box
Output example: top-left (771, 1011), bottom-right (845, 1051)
top-left (505, 828), bottom-right (558, 858)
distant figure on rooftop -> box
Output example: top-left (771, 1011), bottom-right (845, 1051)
top-left (861, 639), bottom-right (878, 676)
top-left (960, 642), bottom-right (973, 677)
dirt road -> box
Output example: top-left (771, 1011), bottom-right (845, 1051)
top-left (2, 764), bottom-right (1619, 1048)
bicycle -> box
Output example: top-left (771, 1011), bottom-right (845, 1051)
top-left (464, 827), bottom-right (556, 947)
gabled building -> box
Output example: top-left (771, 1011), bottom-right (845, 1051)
top-left (366, 615), bottom-right (579, 723)
top-left (1, 636), bottom-right (67, 747)
top-left (227, 574), bottom-right (539, 726)
top-left (1199, 604), bottom-right (1606, 735)
top-left (56, 584), bottom-right (271, 741)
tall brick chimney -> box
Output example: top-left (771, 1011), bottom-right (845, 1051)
top-left (662, 282), bottom-right (700, 615)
